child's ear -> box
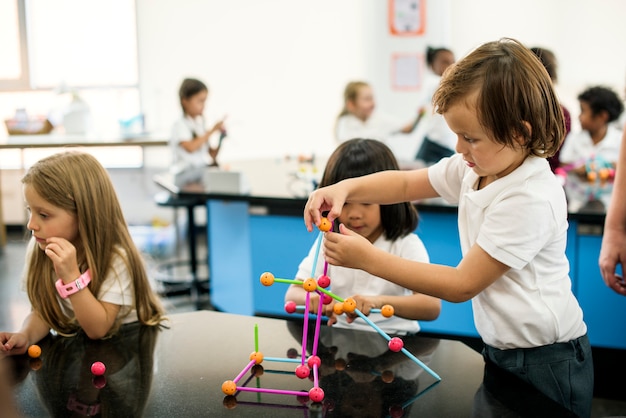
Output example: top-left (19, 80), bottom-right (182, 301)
top-left (597, 110), bottom-right (610, 123)
top-left (346, 100), bottom-right (356, 114)
top-left (513, 121), bottom-right (532, 146)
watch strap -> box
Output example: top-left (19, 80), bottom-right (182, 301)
top-left (56, 270), bottom-right (91, 299)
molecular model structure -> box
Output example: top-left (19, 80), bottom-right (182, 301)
top-left (221, 218), bottom-right (441, 406)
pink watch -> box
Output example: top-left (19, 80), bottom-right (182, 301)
top-left (56, 270), bottom-right (91, 299)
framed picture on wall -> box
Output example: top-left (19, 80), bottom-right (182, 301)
top-left (388, 0), bottom-right (426, 36)
top-left (391, 53), bottom-right (424, 91)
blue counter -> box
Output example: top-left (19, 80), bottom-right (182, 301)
top-left (154, 164), bottom-right (626, 350)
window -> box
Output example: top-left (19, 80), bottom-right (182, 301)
top-left (1, 0), bottom-right (138, 90)
top-left (0, 0), bottom-right (29, 90)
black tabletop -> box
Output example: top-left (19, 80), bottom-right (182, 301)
top-left (4, 310), bottom-right (576, 417)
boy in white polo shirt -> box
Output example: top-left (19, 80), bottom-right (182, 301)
top-left (303, 38), bottom-right (593, 417)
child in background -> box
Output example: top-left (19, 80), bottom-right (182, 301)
top-left (335, 81), bottom-right (419, 144)
top-left (285, 138), bottom-right (440, 335)
top-left (303, 39), bottom-right (593, 417)
top-left (414, 46), bottom-right (457, 165)
top-left (0, 151), bottom-right (166, 355)
top-left (559, 85), bottom-right (624, 175)
top-left (530, 47), bottom-right (572, 173)
top-left (171, 78), bottom-right (226, 172)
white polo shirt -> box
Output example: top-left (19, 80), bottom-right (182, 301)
top-left (429, 154), bottom-right (587, 349)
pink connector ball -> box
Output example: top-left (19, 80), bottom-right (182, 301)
top-left (284, 300), bottom-right (297, 314)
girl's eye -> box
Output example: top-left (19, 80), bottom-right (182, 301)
top-left (464, 136), bottom-right (475, 143)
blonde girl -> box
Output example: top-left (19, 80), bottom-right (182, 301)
top-left (335, 81), bottom-right (417, 144)
top-left (1, 151), bottom-right (165, 355)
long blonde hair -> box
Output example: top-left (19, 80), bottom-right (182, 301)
top-left (335, 81), bottom-right (370, 140)
top-left (22, 150), bottom-right (165, 336)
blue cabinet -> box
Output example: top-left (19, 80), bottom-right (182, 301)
top-left (414, 211), bottom-right (478, 337)
top-left (206, 199), bottom-right (623, 349)
top-left (570, 221), bottom-right (626, 349)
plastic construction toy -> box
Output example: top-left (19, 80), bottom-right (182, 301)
top-left (221, 218), bottom-right (441, 405)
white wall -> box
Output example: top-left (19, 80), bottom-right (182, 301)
top-left (136, 0), bottom-right (626, 163)
top-left (445, 0), bottom-right (626, 132)
top-left (137, 0), bottom-right (369, 162)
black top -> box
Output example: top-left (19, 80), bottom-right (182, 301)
top-left (7, 311), bottom-right (574, 417)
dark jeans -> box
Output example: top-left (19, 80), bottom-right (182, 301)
top-left (482, 334), bottom-right (594, 418)
top-left (415, 136), bottom-right (454, 164)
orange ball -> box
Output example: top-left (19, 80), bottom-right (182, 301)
top-left (29, 358), bottom-right (43, 371)
top-left (27, 344), bottom-right (41, 359)
top-left (222, 380), bottom-right (237, 396)
top-left (587, 171), bottom-right (597, 182)
top-left (223, 395), bottom-right (238, 409)
top-left (318, 217), bottom-right (332, 232)
top-left (380, 304), bottom-right (394, 318)
top-left (249, 351), bottom-right (264, 364)
top-left (333, 302), bottom-right (344, 315)
top-left (342, 298), bottom-right (356, 313)
top-left (381, 370), bottom-right (395, 383)
top-left (260, 272), bottom-right (274, 286)
top-left (303, 278), bottom-right (318, 292)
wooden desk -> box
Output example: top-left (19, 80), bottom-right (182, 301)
top-left (0, 133), bottom-right (168, 149)
top-left (5, 310), bottom-right (575, 417)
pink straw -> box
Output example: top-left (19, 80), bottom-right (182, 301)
top-left (234, 359), bottom-right (257, 383)
top-left (236, 386), bottom-right (310, 396)
top-left (301, 291), bottom-right (310, 366)
top-left (311, 291), bottom-right (323, 356)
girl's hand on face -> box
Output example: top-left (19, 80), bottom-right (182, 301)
top-left (44, 237), bottom-right (80, 282)
top-left (323, 223), bottom-right (372, 270)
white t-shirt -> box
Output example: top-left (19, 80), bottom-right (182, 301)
top-left (559, 125), bottom-right (622, 166)
top-left (335, 113), bottom-right (402, 144)
top-left (295, 232), bottom-right (429, 335)
top-left (170, 114), bottom-right (209, 174)
top-left (428, 154), bottom-right (587, 349)
top-left (63, 249), bottom-right (137, 324)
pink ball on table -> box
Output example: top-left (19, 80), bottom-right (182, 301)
top-left (295, 364), bottom-right (310, 379)
top-left (309, 386), bottom-right (325, 402)
top-left (285, 300), bottom-right (297, 314)
top-left (92, 375), bottom-right (107, 389)
top-left (388, 337), bottom-right (404, 352)
top-left (90, 361), bottom-right (106, 376)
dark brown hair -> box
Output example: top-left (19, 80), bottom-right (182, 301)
top-left (320, 138), bottom-right (418, 240)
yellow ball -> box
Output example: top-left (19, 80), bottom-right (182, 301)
top-left (381, 304), bottom-right (395, 318)
top-left (302, 278), bottom-right (318, 292)
top-left (260, 272), bottom-right (274, 286)
top-left (27, 344), bottom-right (41, 359)
top-left (318, 217), bottom-right (332, 232)
top-left (343, 298), bottom-right (356, 313)
top-left (221, 380), bottom-right (237, 396)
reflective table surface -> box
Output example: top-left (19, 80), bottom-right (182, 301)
top-left (6, 311), bottom-right (575, 417)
